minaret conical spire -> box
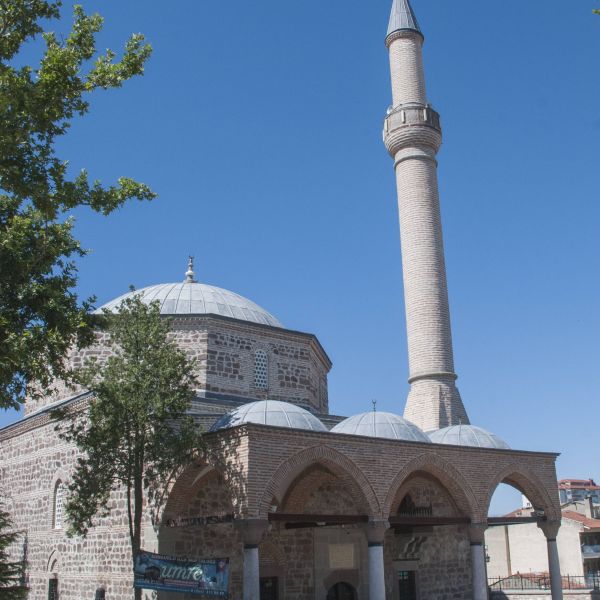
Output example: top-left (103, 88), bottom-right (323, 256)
top-left (387, 0), bottom-right (422, 41)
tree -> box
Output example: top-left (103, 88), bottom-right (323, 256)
top-left (0, 1), bottom-right (156, 411)
top-left (0, 502), bottom-right (27, 599)
top-left (53, 295), bottom-right (203, 600)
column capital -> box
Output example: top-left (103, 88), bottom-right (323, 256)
top-left (538, 520), bottom-right (561, 541)
top-left (234, 519), bottom-right (269, 547)
top-left (365, 519), bottom-right (390, 546)
top-left (468, 523), bottom-right (487, 545)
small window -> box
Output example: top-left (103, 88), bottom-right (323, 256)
top-left (53, 482), bottom-right (66, 530)
top-left (254, 350), bottom-right (269, 390)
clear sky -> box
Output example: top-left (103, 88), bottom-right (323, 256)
top-left (3, 0), bottom-right (599, 515)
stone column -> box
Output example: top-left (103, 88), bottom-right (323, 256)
top-left (235, 519), bottom-right (269, 600)
top-left (366, 520), bottom-right (389, 600)
top-left (539, 521), bottom-right (563, 600)
top-left (469, 524), bottom-right (488, 600)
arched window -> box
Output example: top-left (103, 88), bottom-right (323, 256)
top-left (53, 482), bottom-right (66, 530)
top-left (254, 350), bottom-right (269, 390)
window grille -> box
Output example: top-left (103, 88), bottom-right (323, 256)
top-left (53, 482), bottom-right (65, 529)
top-left (254, 351), bottom-right (269, 390)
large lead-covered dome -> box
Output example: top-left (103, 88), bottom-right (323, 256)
top-left (97, 259), bottom-right (282, 328)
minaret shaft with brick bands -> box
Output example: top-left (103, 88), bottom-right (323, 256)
top-left (383, 0), bottom-right (469, 431)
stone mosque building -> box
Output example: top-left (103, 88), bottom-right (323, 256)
top-left (1, 2), bottom-right (566, 599)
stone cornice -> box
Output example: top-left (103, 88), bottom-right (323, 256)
top-left (0, 392), bottom-right (91, 443)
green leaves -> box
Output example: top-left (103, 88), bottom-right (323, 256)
top-left (0, 502), bottom-right (28, 598)
top-left (0, 1), bottom-right (60, 61)
top-left (0, 1), bottom-right (156, 409)
top-left (55, 296), bottom-right (203, 550)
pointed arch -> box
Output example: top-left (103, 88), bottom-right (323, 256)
top-left (47, 549), bottom-right (61, 573)
top-left (484, 463), bottom-right (561, 521)
top-left (158, 463), bottom-right (228, 524)
top-left (383, 453), bottom-right (479, 518)
top-left (258, 445), bottom-right (380, 518)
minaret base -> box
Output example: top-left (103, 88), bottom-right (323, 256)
top-left (404, 376), bottom-right (469, 432)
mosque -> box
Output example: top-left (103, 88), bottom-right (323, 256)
top-left (0, 1), bottom-right (565, 599)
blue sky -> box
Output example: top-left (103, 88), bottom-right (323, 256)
top-left (3, 1), bottom-right (599, 514)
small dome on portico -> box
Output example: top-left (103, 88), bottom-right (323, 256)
top-left (331, 411), bottom-right (430, 443)
top-left (210, 400), bottom-right (328, 433)
top-left (429, 425), bottom-right (510, 450)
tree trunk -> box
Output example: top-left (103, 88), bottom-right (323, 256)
top-left (133, 455), bottom-right (144, 600)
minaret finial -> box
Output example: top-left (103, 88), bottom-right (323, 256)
top-left (185, 255), bottom-right (196, 283)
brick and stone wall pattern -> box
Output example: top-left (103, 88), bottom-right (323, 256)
top-left (25, 317), bottom-right (330, 416)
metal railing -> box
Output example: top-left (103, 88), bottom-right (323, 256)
top-left (488, 574), bottom-right (600, 591)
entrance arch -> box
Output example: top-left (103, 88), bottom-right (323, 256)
top-left (485, 467), bottom-right (561, 584)
top-left (327, 581), bottom-right (357, 600)
top-left (485, 464), bottom-right (561, 520)
top-left (258, 445), bottom-right (380, 518)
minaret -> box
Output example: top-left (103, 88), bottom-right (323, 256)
top-left (383, 0), bottom-right (469, 431)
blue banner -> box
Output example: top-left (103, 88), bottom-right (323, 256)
top-left (134, 551), bottom-right (229, 597)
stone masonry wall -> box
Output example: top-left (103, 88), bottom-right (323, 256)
top-left (385, 476), bottom-right (472, 598)
top-left (25, 315), bottom-right (331, 416)
top-left (0, 418), bottom-right (145, 600)
top-left (159, 471), bottom-right (242, 600)
top-left (201, 320), bottom-right (329, 412)
top-left (0, 418), bottom-right (157, 600)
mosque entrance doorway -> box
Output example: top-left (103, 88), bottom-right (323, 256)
top-left (47, 578), bottom-right (58, 600)
top-left (326, 582), bottom-right (357, 600)
top-left (260, 576), bottom-right (279, 600)
top-left (398, 570), bottom-right (418, 600)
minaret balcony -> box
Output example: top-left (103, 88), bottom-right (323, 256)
top-left (383, 103), bottom-right (442, 156)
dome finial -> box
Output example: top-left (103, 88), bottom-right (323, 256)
top-left (372, 399), bottom-right (377, 413)
top-left (185, 255), bottom-right (196, 283)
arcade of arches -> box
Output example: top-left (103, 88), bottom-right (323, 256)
top-left (152, 424), bottom-right (563, 600)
